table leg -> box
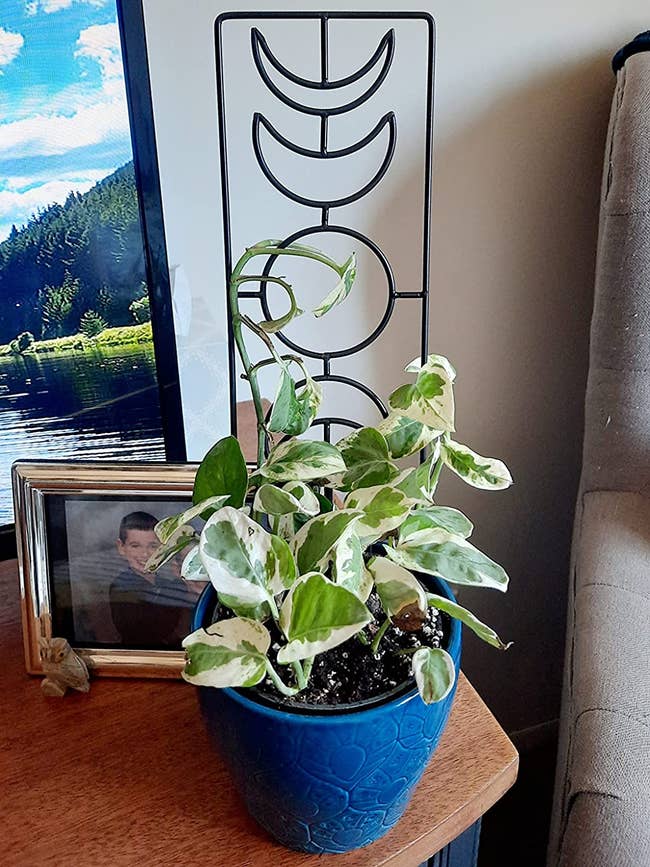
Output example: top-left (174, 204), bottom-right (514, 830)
top-left (420, 819), bottom-right (481, 867)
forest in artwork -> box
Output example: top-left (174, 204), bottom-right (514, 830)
top-left (0, 162), bottom-right (150, 348)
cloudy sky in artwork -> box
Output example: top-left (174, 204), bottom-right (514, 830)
top-left (0, 1), bottom-right (132, 241)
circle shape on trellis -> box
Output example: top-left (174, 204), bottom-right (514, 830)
top-left (258, 225), bottom-right (396, 360)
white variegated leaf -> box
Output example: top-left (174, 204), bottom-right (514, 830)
top-left (336, 427), bottom-right (399, 491)
top-left (400, 506), bottom-right (474, 541)
top-left (180, 544), bottom-right (207, 580)
top-left (253, 481), bottom-right (320, 518)
top-left (344, 485), bottom-right (414, 545)
top-left (441, 438), bottom-right (513, 490)
top-left (425, 593), bottom-right (512, 650)
top-left (200, 507), bottom-right (295, 605)
top-left (277, 572), bottom-right (372, 663)
top-left (293, 509), bottom-right (362, 574)
top-left (154, 495), bottom-right (229, 544)
top-left (389, 354), bottom-right (456, 432)
top-left (368, 556), bottom-right (427, 617)
top-left (412, 647), bottom-right (455, 704)
top-left (385, 528), bottom-right (509, 592)
top-left (313, 252), bottom-right (356, 317)
top-left (182, 618), bottom-right (270, 687)
top-left (376, 413), bottom-right (442, 459)
top-left (258, 439), bottom-right (345, 482)
top-left (331, 532), bottom-right (371, 601)
top-left (146, 524), bottom-right (197, 572)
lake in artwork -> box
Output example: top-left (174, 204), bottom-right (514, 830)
top-left (0, 341), bottom-right (164, 524)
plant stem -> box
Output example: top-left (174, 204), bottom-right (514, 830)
top-left (265, 661), bottom-right (300, 697)
top-left (302, 656), bottom-right (314, 684)
top-left (228, 242), bottom-right (344, 468)
top-left (291, 660), bottom-right (307, 690)
top-left (371, 617), bottom-right (392, 655)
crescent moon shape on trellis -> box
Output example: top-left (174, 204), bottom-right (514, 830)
top-left (251, 111), bottom-right (397, 209)
top-left (250, 27), bottom-right (395, 115)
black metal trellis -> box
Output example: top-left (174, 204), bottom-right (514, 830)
top-left (215, 11), bottom-right (435, 443)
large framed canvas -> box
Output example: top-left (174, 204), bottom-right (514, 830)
top-left (0, 0), bottom-right (185, 545)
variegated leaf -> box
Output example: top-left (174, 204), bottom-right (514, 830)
top-left (253, 482), bottom-right (320, 517)
top-left (377, 413), bottom-right (442, 459)
top-left (200, 507), bottom-right (295, 605)
top-left (180, 544), bottom-right (207, 580)
top-left (155, 495), bottom-right (229, 544)
top-left (182, 618), bottom-right (270, 687)
top-left (441, 438), bottom-right (513, 490)
top-left (336, 427), bottom-right (399, 491)
top-left (400, 506), bottom-right (473, 541)
top-left (293, 509), bottom-right (362, 574)
top-left (368, 556), bottom-right (427, 617)
top-left (146, 524), bottom-right (197, 572)
top-left (389, 354), bottom-right (456, 432)
top-left (258, 439), bottom-right (345, 483)
top-left (313, 252), bottom-right (356, 317)
top-left (344, 484), bottom-right (414, 545)
top-left (393, 443), bottom-right (441, 503)
top-left (277, 572), bottom-right (372, 663)
top-left (331, 532), bottom-right (372, 601)
top-left (385, 528), bottom-right (509, 591)
top-left (268, 370), bottom-right (322, 437)
top-left (426, 593), bottom-right (512, 650)
top-left (412, 647), bottom-right (455, 704)
top-left (219, 594), bottom-right (271, 621)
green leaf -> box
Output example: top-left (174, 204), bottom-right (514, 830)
top-left (200, 506), bottom-right (295, 605)
top-left (268, 370), bottom-right (322, 436)
top-left (182, 618), bottom-right (270, 687)
top-left (385, 528), bottom-right (509, 591)
top-left (313, 252), bottom-right (357, 317)
top-left (258, 281), bottom-right (303, 333)
top-left (336, 427), bottom-right (399, 491)
top-left (377, 413), bottom-right (441, 459)
top-left (293, 509), bottom-right (362, 574)
top-left (277, 572), bottom-right (373, 663)
top-left (145, 524), bottom-right (197, 572)
top-left (426, 593), bottom-right (512, 650)
top-left (412, 647), bottom-right (455, 704)
top-left (389, 354), bottom-right (456, 432)
top-left (259, 439), bottom-right (345, 483)
top-left (400, 506), bottom-right (473, 541)
top-left (368, 556), bottom-right (427, 617)
top-left (155, 495), bottom-right (229, 544)
top-left (254, 481), bottom-right (320, 517)
top-left (344, 484), bottom-right (414, 545)
top-left (331, 532), bottom-right (372, 601)
top-left (442, 438), bottom-right (513, 490)
top-left (193, 436), bottom-right (248, 508)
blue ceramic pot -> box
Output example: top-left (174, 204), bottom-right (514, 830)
top-left (192, 577), bottom-right (462, 854)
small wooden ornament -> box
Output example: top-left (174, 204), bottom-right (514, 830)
top-left (38, 613), bottom-right (90, 697)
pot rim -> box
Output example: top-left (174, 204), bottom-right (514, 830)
top-left (192, 575), bottom-right (462, 723)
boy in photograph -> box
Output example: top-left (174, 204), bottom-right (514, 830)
top-left (109, 511), bottom-right (196, 648)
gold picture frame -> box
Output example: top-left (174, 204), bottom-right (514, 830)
top-left (13, 461), bottom-right (200, 679)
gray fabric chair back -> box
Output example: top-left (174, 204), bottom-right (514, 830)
top-left (581, 53), bottom-right (650, 496)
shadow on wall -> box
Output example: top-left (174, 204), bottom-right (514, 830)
top-left (372, 54), bottom-right (614, 733)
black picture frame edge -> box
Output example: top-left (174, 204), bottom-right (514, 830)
top-left (117, 0), bottom-right (187, 463)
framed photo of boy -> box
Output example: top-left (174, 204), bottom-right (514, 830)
top-left (13, 461), bottom-right (201, 679)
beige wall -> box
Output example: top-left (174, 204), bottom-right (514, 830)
top-left (145, 1), bottom-right (649, 732)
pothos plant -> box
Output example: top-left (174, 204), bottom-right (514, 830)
top-left (147, 239), bottom-right (513, 705)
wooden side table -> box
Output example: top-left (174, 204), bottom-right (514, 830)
top-left (0, 559), bottom-right (517, 866)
